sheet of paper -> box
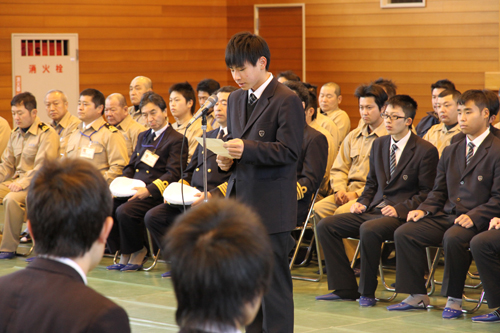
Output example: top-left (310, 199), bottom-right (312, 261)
top-left (195, 137), bottom-right (233, 158)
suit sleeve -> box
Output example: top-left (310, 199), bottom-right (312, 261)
top-left (87, 306), bottom-right (131, 333)
top-left (393, 145), bottom-right (439, 218)
top-left (239, 94), bottom-right (304, 166)
top-left (356, 143), bottom-right (378, 207)
top-left (297, 134), bottom-right (328, 200)
top-left (0, 134), bottom-right (16, 183)
top-left (147, 136), bottom-right (188, 199)
top-left (418, 146), bottom-right (450, 214)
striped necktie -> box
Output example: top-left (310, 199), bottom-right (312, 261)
top-left (390, 144), bottom-right (398, 177)
top-left (466, 142), bottom-right (475, 166)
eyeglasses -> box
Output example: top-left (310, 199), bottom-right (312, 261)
top-left (381, 113), bottom-right (407, 121)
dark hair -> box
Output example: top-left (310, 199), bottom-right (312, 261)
top-left (165, 199), bottom-right (273, 331)
top-left (459, 89), bottom-right (493, 117)
top-left (225, 32), bottom-right (271, 71)
top-left (373, 78), bottom-right (397, 98)
top-left (277, 70), bottom-right (301, 82)
top-left (197, 79), bottom-right (221, 95)
top-left (438, 89), bottom-right (461, 103)
top-left (283, 81), bottom-right (308, 110)
top-left (80, 88), bottom-right (105, 114)
top-left (431, 79), bottom-right (455, 92)
top-left (483, 89), bottom-right (500, 117)
top-left (11, 92), bottom-right (37, 111)
top-left (215, 86), bottom-right (238, 95)
top-left (27, 158), bottom-right (112, 258)
top-left (303, 82), bottom-right (319, 120)
top-left (386, 95), bottom-right (418, 128)
top-left (139, 91), bottom-right (167, 111)
top-left (354, 84), bottom-right (388, 111)
top-left (169, 82), bottom-right (196, 114)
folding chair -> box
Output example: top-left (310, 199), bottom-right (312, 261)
top-left (113, 229), bottom-right (161, 271)
top-left (289, 188), bottom-right (323, 282)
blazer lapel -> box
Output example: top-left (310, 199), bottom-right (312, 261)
top-left (381, 136), bottom-right (391, 182)
top-left (461, 134), bottom-right (492, 179)
top-left (390, 133), bottom-right (416, 183)
top-left (242, 78), bottom-right (277, 137)
top-left (455, 139), bottom-right (466, 177)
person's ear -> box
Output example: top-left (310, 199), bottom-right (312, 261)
top-left (337, 95), bottom-right (342, 104)
top-left (98, 217), bottom-right (114, 244)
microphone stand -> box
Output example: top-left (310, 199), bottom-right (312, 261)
top-left (201, 111), bottom-right (208, 202)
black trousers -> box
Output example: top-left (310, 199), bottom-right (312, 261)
top-left (470, 229), bottom-right (500, 308)
top-left (108, 196), bottom-right (162, 255)
top-left (144, 203), bottom-right (185, 252)
top-left (246, 232), bottom-right (295, 333)
top-left (317, 210), bottom-right (404, 296)
top-left (394, 214), bottom-right (481, 298)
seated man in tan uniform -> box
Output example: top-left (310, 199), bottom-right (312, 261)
top-left (319, 82), bottom-right (351, 143)
top-left (105, 93), bottom-right (146, 159)
top-left (0, 92), bottom-right (59, 259)
top-left (66, 88), bottom-right (128, 184)
top-left (128, 76), bottom-right (152, 127)
top-left (0, 116), bottom-right (11, 157)
top-left (423, 89), bottom-right (461, 156)
top-left (44, 89), bottom-right (81, 156)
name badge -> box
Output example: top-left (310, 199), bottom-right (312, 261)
top-left (141, 150), bottom-right (159, 167)
top-left (80, 147), bottom-right (95, 159)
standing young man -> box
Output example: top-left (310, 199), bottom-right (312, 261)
top-left (216, 32), bottom-right (304, 333)
top-left (315, 95), bottom-right (438, 305)
top-left (389, 90), bottom-right (500, 318)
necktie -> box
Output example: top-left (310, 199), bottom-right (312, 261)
top-left (466, 142), bottom-right (475, 166)
top-left (390, 144), bottom-right (398, 177)
top-left (248, 93), bottom-right (258, 106)
top-left (218, 128), bottom-right (225, 139)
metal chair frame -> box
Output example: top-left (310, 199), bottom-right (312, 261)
top-left (113, 229), bottom-right (161, 271)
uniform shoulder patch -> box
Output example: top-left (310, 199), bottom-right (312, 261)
top-left (104, 123), bottom-right (118, 133)
top-left (38, 122), bottom-right (49, 132)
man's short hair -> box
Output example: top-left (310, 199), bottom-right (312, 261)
top-left (27, 158), bottom-right (112, 258)
top-left (215, 86), bottom-right (238, 95)
top-left (438, 89), bottom-right (461, 103)
top-left (386, 95), bottom-right (418, 125)
top-left (165, 199), bottom-right (273, 331)
top-left (132, 76), bottom-right (153, 90)
top-left (354, 84), bottom-right (388, 111)
top-left (458, 90), bottom-right (490, 115)
top-left (169, 82), bottom-right (196, 114)
top-left (11, 92), bottom-right (37, 111)
top-left (431, 79), bottom-right (455, 92)
top-left (322, 82), bottom-right (341, 96)
top-left (277, 70), bottom-right (301, 82)
top-left (225, 32), bottom-right (271, 71)
top-left (197, 79), bottom-right (221, 95)
top-left (373, 78), bottom-right (397, 98)
top-left (45, 89), bottom-right (68, 103)
top-left (139, 91), bottom-right (167, 112)
top-left (80, 88), bottom-right (105, 113)
top-left (483, 89), bottom-right (500, 117)
top-left (283, 81), bottom-right (308, 110)
top-left (107, 93), bottom-right (127, 108)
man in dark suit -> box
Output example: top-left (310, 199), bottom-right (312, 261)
top-left (0, 158), bottom-right (130, 332)
top-left (106, 91), bottom-right (187, 272)
top-left (315, 95), bottom-right (439, 305)
top-left (283, 80), bottom-right (328, 225)
top-left (211, 32), bottom-right (304, 333)
top-left (469, 218), bottom-right (500, 322)
top-left (144, 86), bottom-right (236, 277)
top-left (388, 90), bottom-right (500, 319)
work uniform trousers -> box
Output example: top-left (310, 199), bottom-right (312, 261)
top-left (470, 229), bottom-right (500, 308)
top-left (0, 182), bottom-right (27, 253)
top-left (394, 214), bottom-right (483, 298)
top-left (317, 209), bottom-right (404, 295)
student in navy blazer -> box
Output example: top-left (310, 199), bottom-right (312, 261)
top-left (389, 90), bottom-right (500, 319)
top-left (316, 95), bottom-right (439, 305)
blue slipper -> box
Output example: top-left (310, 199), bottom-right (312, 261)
top-left (161, 271), bottom-right (172, 278)
top-left (0, 252), bottom-right (15, 260)
top-left (359, 296), bottom-right (377, 307)
top-left (120, 264), bottom-right (142, 272)
top-left (106, 263), bottom-right (126, 270)
top-left (25, 257), bottom-right (36, 263)
top-left (387, 302), bottom-right (427, 311)
top-left (442, 307), bottom-right (462, 319)
top-left (472, 311), bottom-right (500, 323)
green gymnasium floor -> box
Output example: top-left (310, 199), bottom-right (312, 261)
top-left (0, 207), bottom-right (497, 332)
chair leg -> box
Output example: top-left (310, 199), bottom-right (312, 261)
top-left (376, 242), bottom-right (397, 302)
top-left (425, 247), bottom-right (442, 296)
top-left (292, 214), bottom-right (323, 282)
top-left (350, 239), bottom-right (360, 269)
top-left (462, 290), bottom-right (487, 314)
top-left (289, 218), bottom-right (310, 270)
top-left (143, 229), bottom-right (160, 271)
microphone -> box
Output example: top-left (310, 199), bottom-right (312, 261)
top-left (187, 94), bottom-right (218, 127)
